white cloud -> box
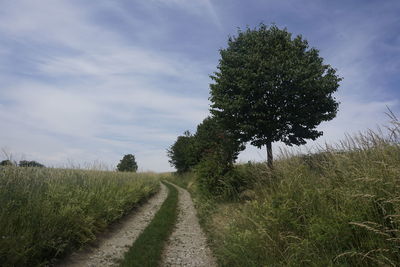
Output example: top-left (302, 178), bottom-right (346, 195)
top-left (0, 0), bottom-right (398, 172)
top-left (0, 0), bottom-right (212, 171)
top-left (0, 77), bottom-right (209, 170)
top-left (149, 0), bottom-right (223, 29)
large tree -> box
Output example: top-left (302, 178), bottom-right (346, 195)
top-left (117, 154), bottom-right (138, 172)
top-left (209, 24), bottom-right (341, 167)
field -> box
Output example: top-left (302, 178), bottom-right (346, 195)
top-left (174, 124), bottom-right (400, 266)
top-left (0, 167), bottom-right (160, 267)
top-left (3, 124), bottom-right (400, 267)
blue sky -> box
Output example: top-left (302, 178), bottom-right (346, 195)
top-left (0, 0), bottom-right (399, 171)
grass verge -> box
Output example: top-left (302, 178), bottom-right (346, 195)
top-left (172, 121), bottom-right (400, 266)
top-left (120, 182), bottom-right (179, 267)
top-left (0, 168), bottom-right (159, 267)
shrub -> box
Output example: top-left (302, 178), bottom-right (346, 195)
top-left (195, 153), bottom-right (228, 197)
top-left (195, 156), bottom-right (254, 200)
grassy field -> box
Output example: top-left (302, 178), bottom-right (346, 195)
top-left (120, 182), bottom-right (179, 267)
top-left (174, 123), bottom-right (400, 266)
top-left (0, 167), bottom-right (160, 267)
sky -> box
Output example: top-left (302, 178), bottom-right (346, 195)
top-left (0, 0), bottom-right (399, 172)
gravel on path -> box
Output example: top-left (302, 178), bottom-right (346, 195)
top-left (57, 183), bottom-right (168, 267)
top-left (161, 183), bottom-right (217, 267)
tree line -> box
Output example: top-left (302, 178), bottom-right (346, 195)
top-left (167, 24), bottom-right (341, 196)
top-left (0, 160), bottom-right (45, 168)
top-left (0, 154), bottom-right (139, 172)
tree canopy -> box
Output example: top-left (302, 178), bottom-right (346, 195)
top-left (0, 160), bottom-right (14, 166)
top-left (209, 24), bottom-right (341, 167)
top-left (167, 117), bottom-right (245, 174)
top-left (19, 160), bottom-right (45, 168)
top-left (117, 154), bottom-right (138, 172)
top-left (195, 116), bottom-right (244, 165)
top-left (167, 131), bottom-right (198, 173)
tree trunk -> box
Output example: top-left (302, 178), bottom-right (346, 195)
top-left (266, 141), bottom-right (273, 169)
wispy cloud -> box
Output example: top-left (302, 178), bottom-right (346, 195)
top-left (0, 0), bottom-right (212, 171)
top-left (149, 0), bottom-right (223, 29)
top-left (0, 0), bottom-right (399, 171)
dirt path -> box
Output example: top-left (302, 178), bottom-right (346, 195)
top-left (161, 183), bottom-right (217, 267)
top-left (57, 183), bottom-right (168, 267)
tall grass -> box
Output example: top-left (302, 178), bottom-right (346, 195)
top-left (190, 117), bottom-right (400, 266)
top-left (0, 167), bottom-right (159, 267)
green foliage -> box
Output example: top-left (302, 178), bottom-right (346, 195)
top-left (210, 23), bottom-right (341, 165)
top-left (195, 116), bottom-right (244, 165)
top-left (192, 125), bottom-right (400, 266)
top-left (167, 117), bottom-right (245, 195)
top-left (120, 182), bottom-right (178, 267)
top-left (117, 154), bottom-right (138, 172)
top-left (0, 167), bottom-right (159, 266)
top-left (0, 160), bottom-right (14, 166)
top-left (19, 160), bottom-right (45, 168)
top-left (193, 117), bottom-right (245, 196)
top-left (195, 153), bottom-right (229, 196)
top-left (167, 131), bottom-right (199, 173)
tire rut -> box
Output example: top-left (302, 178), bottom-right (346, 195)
top-left (57, 183), bottom-right (168, 267)
top-left (161, 183), bottom-right (217, 267)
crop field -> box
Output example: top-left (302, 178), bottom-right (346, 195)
top-left (0, 167), bottom-right (160, 267)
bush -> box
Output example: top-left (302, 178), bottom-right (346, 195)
top-left (195, 154), bottom-right (228, 197)
top-left (195, 156), bottom-right (255, 200)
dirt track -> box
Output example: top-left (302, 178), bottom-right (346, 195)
top-left (57, 182), bottom-right (216, 266)
top-left (161, 183), bottom-right (217, 267)
top-left (57, 183), bottom-right (168, 267)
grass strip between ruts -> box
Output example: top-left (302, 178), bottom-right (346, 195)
top-left (119, 182), bottom-right (179, 267)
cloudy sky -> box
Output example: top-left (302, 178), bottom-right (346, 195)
top-left (0, 0), bottom-right (399, 171)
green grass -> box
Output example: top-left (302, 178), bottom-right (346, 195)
top-left (0, 167), bottom-right (160, 267)
top-left (179, 122), bottom-right (400, 266)
top-left (164, 172), bottom-right (194, 190)
top-left (120, 182), bottom-right (179, 267)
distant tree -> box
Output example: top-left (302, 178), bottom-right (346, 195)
top-left (19, 160), bottom-right (45, 168)
top-left (167, 131), bottom-right (199, 173)
top-left (210, 24), bottom-right (341, 168)
top-left (117, 154), bottom-right (138, 172)
top-left (195, 116), bottom-right (245, 165)
top-left (0, 160), bottom-right (14, 166)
